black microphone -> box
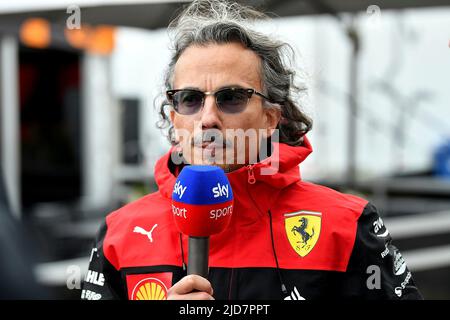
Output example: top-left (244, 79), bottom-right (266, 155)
top-left (171, 165), bottom-right (234, 277)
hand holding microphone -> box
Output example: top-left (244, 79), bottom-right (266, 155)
top-left (168, 165), bottom-right (233, 300)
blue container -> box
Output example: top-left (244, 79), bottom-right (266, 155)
top-left (434, 140), bottom-right (450, 178)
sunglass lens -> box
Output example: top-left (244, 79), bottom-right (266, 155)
top-left (217, 89), bottom-right (248, 114)
top-left (173, 90), bottom-right (203, 115)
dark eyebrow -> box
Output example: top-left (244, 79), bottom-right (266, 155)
top-left (217, 84), bottom-right (246, 91)
top-left (179, 86), bottom-right (202, 91)
top-left (178, 84), bottom-right (248, 92)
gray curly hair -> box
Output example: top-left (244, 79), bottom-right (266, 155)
top-left (157, 0), bottom-right (312, 146)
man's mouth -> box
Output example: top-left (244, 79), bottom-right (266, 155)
top-left (199, 142), bottom-right (225, 149)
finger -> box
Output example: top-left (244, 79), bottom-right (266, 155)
top-left (173, 275), bottom-right (213, 295)
top-left (170, 275), bottom-right (213, 295)
top-left (168, 291), bottom-right (214, 300)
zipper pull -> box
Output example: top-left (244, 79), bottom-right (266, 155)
top-left (247, 165), bottom-right (256, 184)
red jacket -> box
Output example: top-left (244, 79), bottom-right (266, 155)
top-left (82, 137), bottom-right (422, 300)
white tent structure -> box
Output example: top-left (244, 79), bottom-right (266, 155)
top-left (1, 0), bottom-right (450, 217)
top-left (1, 0), bottom-right (449, 28)
top-left (2, 1), bottom-right (450, 299)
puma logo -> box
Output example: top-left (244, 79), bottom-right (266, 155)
top-left (133, 224), bottom-right (158, 243)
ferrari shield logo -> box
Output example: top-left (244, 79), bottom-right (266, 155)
top-left (284, 211), bottom-right (322, 257)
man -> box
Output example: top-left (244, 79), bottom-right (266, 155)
top-left (82, 0), bottom-right (422, 300)
top-left (0, 167), bottom-right (48, 299)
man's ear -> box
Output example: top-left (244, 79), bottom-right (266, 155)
top-left (263, 104), bottom-right (281, 138)
top-left (169, 108), bottom-right (175, 124)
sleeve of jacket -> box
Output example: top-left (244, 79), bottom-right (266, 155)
top-left (81, 220), bottom-right (127, 300)
top-left (336, 202), bottom-right (423, 299)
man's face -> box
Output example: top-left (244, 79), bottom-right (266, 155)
top-left (169, 42), bottom-right (280, 171)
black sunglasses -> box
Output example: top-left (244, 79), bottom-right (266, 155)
top-left (166, 87), bottom-right (274, 115)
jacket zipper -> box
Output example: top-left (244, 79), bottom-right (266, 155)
top-left (247, 165), bottom-right (256, 184)
top-left (227, 164), bottom-right (255, 298)
top-left (245, 165), bottom-right (287, 296)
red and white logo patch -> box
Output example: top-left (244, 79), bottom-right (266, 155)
top-left (126, 273), bottom-right (172, 300)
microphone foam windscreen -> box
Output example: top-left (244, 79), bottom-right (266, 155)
top-left (172, 165), bottom-right (234, 237)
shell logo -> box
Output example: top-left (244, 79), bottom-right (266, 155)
top-left (131, 277), bottom-right (168, 300)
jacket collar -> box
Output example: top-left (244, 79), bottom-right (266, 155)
top-left (154, 136), bottom-right (313, 199)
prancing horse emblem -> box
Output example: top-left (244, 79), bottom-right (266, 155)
top-left (284, 211), bottom-right (321, 257)
top-left (291, 217), bottom-right (315, 249)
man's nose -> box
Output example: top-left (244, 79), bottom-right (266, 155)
top-left (200, 95), bottom-right (222, 130)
